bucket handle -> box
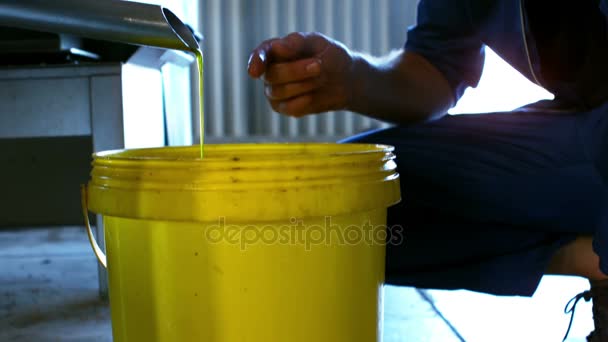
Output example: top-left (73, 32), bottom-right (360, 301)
top-left (80, 185), bottom-right (108, 269)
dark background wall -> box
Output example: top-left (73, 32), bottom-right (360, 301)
top-left (0, 136), bottom-right (93, 228)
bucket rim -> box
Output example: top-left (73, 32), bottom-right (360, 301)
top-left (87, 143), bottom-right (401, 222)
top-left (92, 143), bottom-right (395, 162)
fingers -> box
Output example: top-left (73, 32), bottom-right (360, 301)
top-left (247, 52), bottom-right (266, 79)
top-left (270, 91), bottom-right (337, 118)
top-left (263, 58), bottom-right (321, 84)
top-left (270, 94), bottom-right (315, 118)
top-left (265, 78), bottom-right (321, 101)
top-left (248, 38), bottom-right (275, 78)
top-left (248, 37), bottom-right (301, 79)
top-left (248, 32), bottom-right (328, 79)
top-left (249, 32), bottom-right (343, 117)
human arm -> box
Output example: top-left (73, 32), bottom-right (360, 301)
top-left (247, 0), bottom-right (485, 124)
top-left (348, 48), bottom-right (455, 123)
top-left (247, 32), bottom-right (454, 124)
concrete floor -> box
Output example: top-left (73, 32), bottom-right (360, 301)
top-left (0, 228), bottom-right (110, 342)
top-left (0, 227), bottom-right (595, 341)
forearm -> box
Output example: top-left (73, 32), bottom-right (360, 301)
top-left (347, 50), bottom-right (455, 124)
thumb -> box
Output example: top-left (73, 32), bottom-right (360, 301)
top-left (283, 32), bottom-right (332, 58)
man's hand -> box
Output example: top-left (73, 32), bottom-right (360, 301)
top-left (247, 32), bottom-right (355, 117)
top-left (248, 32), bottom-right (454, 124)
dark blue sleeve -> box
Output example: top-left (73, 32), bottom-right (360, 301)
top-left (405, 0), bottom-right (485, 102)
top-left (601, 0), bottom-right (608, 16)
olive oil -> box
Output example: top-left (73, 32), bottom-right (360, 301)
top-left (194, 49), bottom-right (205, 159)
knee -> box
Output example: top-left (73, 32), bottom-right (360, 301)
top-left (548, 236), bottom-right (608, 281)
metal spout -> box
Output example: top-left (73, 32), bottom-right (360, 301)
top-left (0, 0), bottom-right (199, 51)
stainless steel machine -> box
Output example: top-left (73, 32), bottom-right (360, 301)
top-left (0, 0), bottom-right (201, 298)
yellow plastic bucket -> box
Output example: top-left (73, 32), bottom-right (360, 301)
top-left (83, 143), bottom-right (400, 342)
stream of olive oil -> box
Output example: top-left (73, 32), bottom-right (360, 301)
top-left (194, 49), bottom-right (205, 159)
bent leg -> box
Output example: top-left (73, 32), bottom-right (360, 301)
top-left (345, 110), bottom-right (607, 296)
